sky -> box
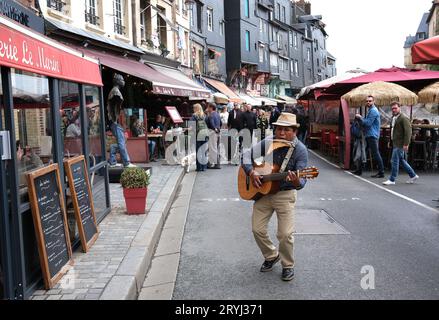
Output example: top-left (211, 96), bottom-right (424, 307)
top-left (310, 0), bottom-right (433, 73)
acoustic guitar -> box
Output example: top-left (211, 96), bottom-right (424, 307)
top-left (238, 163), bottom-right (319, 201)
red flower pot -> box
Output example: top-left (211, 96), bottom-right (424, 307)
top-left (123, 188), bottom-right (147, 215)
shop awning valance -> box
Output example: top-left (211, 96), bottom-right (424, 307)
top-left (276, 95), bottom-right (297, 104)
top-left (72, 47), bottom-right (210, 98)
top-left (203, 78), bottom-right (244, 103)
top-left (237, 93), bottom-right (262, 106)
top-left (252, 97), bottom-right (278, 106)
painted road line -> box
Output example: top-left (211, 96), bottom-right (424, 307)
top-left (309, 150), bottom-right (439, 214)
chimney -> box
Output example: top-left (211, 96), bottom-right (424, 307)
top-left (295, 0), bottom-right (312, 15)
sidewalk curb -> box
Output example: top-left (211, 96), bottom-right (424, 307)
top-left (100, 167), bottom-right (185, 300)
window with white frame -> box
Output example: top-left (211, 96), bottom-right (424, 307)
top-left (277, 33), bottom-right (282, 49)
top-left (113, 0), bottom-right (125, 35)
top-left (207, 8), bottom-right (213, 32)
top-left (307, 48), bottom-right (311, 62)
top-left (259, 18), bottom-right (263, 33)
top-left (219, 20), bottom-right (224, 36)
top-left (85, 0), bottom-right (100, 25)
top-left (270, 53), bottom-right (278, 67)
top-left (140, 0), bottom-right (151, 44)
top-left (294, 60), bottom-right (299, 76)
top-left (279, 58), bottom-right (284, 71)
top-left (47, 0), bottom-right (67, 13)
top-left (259, 44), bottom-right (264, 63)
top-left (282, 6), bottom-right (286, 23)
top-left (293, 32), bottom-right (298, 49)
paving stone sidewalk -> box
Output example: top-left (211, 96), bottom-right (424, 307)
top-left (30, 163), bottom-right (184, 300)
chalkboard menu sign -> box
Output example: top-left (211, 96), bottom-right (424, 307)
top-left (26, 164), bottom-right (73, 290)
top-left (64, 156), bottom-right (99, 252)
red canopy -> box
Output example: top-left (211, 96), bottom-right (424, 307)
top-left (412, 36), bottom-right (439, 65)
top-left (339, 66), bottom-right (439, 83)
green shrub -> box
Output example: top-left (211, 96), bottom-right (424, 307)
top-left (120, 167), bottom-right (150, 189)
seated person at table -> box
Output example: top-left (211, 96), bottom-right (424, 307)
top-left (130, 115), bottom-right (145, 137)
top-left (151, 115), bottom-right (164, 132)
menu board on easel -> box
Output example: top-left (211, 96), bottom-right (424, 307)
top-left (64, 156), bottom-right (99, 253)
top-left (26, 164), bottom-right (73, 290)
top-left (165, 106), bottom-right (184, 124)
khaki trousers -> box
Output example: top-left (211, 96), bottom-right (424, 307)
top-left (252, 190), bottom-right (296, 268)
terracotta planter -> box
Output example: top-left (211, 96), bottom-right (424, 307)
top-left (123, 188), bottom-right (147, 215)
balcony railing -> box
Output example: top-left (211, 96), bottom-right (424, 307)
top-left (114, 22), bottom-right (126, 35)
top-left (85, 11), bottom-right (100, 26)
top-left (47, 0), bottom-right (66, 12)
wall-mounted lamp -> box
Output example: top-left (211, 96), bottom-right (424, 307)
top-left (82, 40), bottom-right (90, 48)
top-left (123, 51), bottom-right (129, 57)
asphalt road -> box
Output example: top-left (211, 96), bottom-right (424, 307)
top-left (172, 152), bottom-right (439, 300)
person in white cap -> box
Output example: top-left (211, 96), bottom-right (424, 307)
top-left (242, 112), bottom-right (308, 282)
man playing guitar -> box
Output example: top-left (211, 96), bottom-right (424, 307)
top-left (241, 112), bottom-right (308, 281)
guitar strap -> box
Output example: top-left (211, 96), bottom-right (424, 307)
top-left (279, 138), bottom-right (298, 174)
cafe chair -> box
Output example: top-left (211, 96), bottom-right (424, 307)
top-left (411, 140), bottom-right (428, 171)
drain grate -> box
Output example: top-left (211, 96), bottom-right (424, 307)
top-left (295, 209), bottom-right (350, 235)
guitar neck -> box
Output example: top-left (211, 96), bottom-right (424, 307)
top-left (261, 172), bottom-right (290, 182)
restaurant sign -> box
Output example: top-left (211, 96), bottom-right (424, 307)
top-left (153, 84), bottom-right (211, 99)
top-left (0, 17), bottom-right (103, 86)
top-left (0, 0), bottom-right (44, 33)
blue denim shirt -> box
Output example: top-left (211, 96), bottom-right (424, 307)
top-left (242, 136), bottom-right (309, 190)
top-left (207, 112), bottom-right (221, 130)
top-left (359, 105), bottom-right (381, 139)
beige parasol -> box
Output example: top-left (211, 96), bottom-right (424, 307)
top-left (341, 81), bottom-right (418, 108)
top-left (418, 81), bottom-right (439, 104)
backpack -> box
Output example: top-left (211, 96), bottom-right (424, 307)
top-left (195, 116), bottom-right (207, 133)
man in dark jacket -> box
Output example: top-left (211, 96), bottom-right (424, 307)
top-left (207, 103), bottom-right (222, 169)
top-left (382, 102), bottom-right (419, 185)
top-left (228, 103), bottom-right (245, 164)
top-left (228, 103), bottom-right (244, 131)
top-left (242, 104), bottom-right (257, 149)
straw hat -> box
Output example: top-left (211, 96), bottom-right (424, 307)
top-left (272, 113), bottom-right (300, 128)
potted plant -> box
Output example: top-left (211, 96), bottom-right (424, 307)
top-left (120, 167), bottom-right (150, 215)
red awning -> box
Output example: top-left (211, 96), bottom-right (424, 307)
top-left (412, 36), bottom-right (439, 65)
top-left (339, 66), bottom-right (439, 83)
top-left (71, 46), bottom-right (210, 98)
top-left (0, 16), bottom-right (102, 86)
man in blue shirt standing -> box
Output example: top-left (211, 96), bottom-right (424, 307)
top-left (355, 95), bottom-right (385, 178)
top-left (207, 103), bottom-right (222, 169)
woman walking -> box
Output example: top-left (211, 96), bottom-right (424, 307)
top-left (191, 104), bottom-right (209, 172)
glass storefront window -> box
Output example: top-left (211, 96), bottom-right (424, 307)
top-left (11, 69), bottom-right (52, 205)
top-left (0, 71), bottom-right (4, 299)
top-left (60, 81), bottom-right (82, 158)
top-left (91, 165), bottom-right (109, 221)
top-left (85, 86), bottom-right (103, 165)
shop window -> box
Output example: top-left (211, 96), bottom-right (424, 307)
top-left (85, 86), bottom-right (103, 166)
top-left (11, 69), bottom-right (52, 205)
top-left (59, 81), bottom-right (82, 158)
